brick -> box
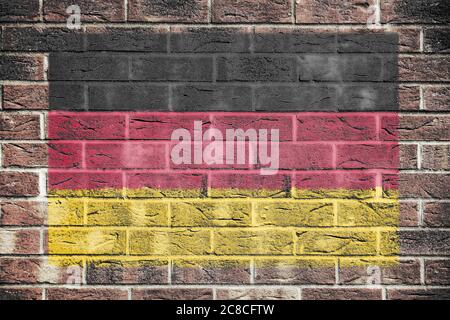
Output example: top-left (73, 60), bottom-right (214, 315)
top-left (297, 114), bottom-right (377, 141)
top-left (0, 114), bottom-right (40, 140)
top-left (381, 0), bottom-right (450, 24)
top-left (131, 56), bottom-right (213, 81)
top-left (381, 230), bottom-right (450, 255)
top-left (399, 174), bottom-right (450, 199)
top-left (297, 0), bottom-right (376, 23)
top-left (425, 260), bottom-right (450, 285)
top-left (422, 145), bottom-right (450, 170)
top-left (399, 201), bottom-right (419, 227)
top-left (398, 56), bottom-right (450, 82)
top-left (0, 288), bottom-right (42, 300)
top-left (86, 27), bottom-right (167, 52)
top-left (380, 115), bottom-right (399, 141)
top-left (387, 289), bottom-right (450, 300)
top-left (49, 83), bottom-right (86, 110)
top-left (399, 85), bottom-right (420, 110)
top-left (2, 27), bottom-right (84, 52)
top-left (0, 172), bottom-right (39, 197)
top-left (44, 0), bottom-right (125, 22)
top-left (48, 198), bottom-right (84, 226)
top-left (172, 85), bottom-right (252, 112)
top-left (129, 229), bottom-right (211, 255)
top-left (2, 143), bottom-right (47, 167)
top-left (85, 142), bottom-right (166, 169)
top-left (399, 144), bottom-right (418, 169)
top-left (48, 142), bottom-right (83, 169)
top-left (128, 0), bottom-right (208, 23)
top-left (210, 173), bottom-right (289, 198)
top-left (400, 116), bottom-right (450, 141)
top-left (278, 143), bottom-right (334, 170)
top-left (216, 288), bottom-right (298, 300)
top-left (49, 53), bottom-right (129, 81)
top-left (46, 288), bottom-right (128, 300)
top-left (48, 171), bottom-right (122, 197)
top-left (212, 114), bottom-right (293, 141)
top-left (0, 229), bottom-right (40, 254)
top-left (212, 0), bottom-right (292, 23)
top-left (88, 84), bottom-right (169, 111)
top-left (171, 201), bottom-right (251, 227)
top-left (47, 229), bottom-right (126, 255)
top-left (47, 112), bottom-right (126, 140)
top-left (297, 230), bottom-right (377, 255)
top-left (424, 202), bottom-right (450, 227)
top-left (303, 288), bottom-right (382, 300)
top-left (86, 259), bottom-right (168, 284)
top-left (338, 201), bottom-right (399, 227)
top-left (255, 259), bottom-right (336, 284)
top-left (86, 200), bottom-right (168, 226)
top-left (424, 28), bottom-right (450, 53)
top-left (423, 86), bottom-right (450, 111)
top-left (339, 259), bottom-right (421, 285)
top-left (0, 55), bottom-right (44, 80)
top-left (214, 229), bottom-right (293, 255)
top-left (336, 144), bottom-right (399, 169)
top-left (255, 202), bottom-right (334, 227)
top-left (217, 56), bottom-right (297, 82)
top-left (2, 85), bottom-right (49, 110)
top-left (171, 27), bottom-right (251, 53)
top-left (0, 201), bottom-right (46, 226)
top-left (132, 288), bottom-right (213, 300)
top-left (337, 84), bottom-right (398, 111)
top-left (172, 259), bottom-right (251, 284)
top-left (0, 0), bottom-right (40, 22)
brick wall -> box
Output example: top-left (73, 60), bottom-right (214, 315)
top-left (0, 0), bottom-right (449, 300)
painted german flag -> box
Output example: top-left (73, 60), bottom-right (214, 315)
top-left (46, 28), bottom-right (400, 273)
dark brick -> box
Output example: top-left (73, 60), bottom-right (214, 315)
top-left (2, 143), bottom-right (47, 168)
top-left (424, 202), bottom-right (450, 227)
top-left (49, 53), bottom-right (129, 81)
top-left (171, 27), bottom-right (251, 53)
top-left (2, 27), bottom-right (84, 52)
top-left (337, 84), bottom-right (398, 111)
top-left (0, 0), bottom-right (40, 22)
top-left (49, 83), bottom-right (86, 110)
top-left (425, 260), bottom-right (450, 285)
top-left (303, 288), bottom-right (382, 300)
top-left (399, 85), bottom-right (420, 110)
top-left (400, 144), bottom-right (418, 169)
top-left (0, 172), bottom-right (40, 197)
top-left (132, 288), bottom-right (213, 300)
top-left (46, 288), bottom-right (128, 300)
top-left (88, 84), bottom-right (168, 111)
top-left (337, 32), bottom-right (399, 53)
top-left (131, 56), bottom-right (213, 81)
top-left (424, 86), bottom-right (450, 111)
top-left (399, 173), bottom-right (450, 199)
top-left (391, 230), bottom-right (450, 255)
top-left (424, 28), bottom-right (450, 53)
top-left (400, 201), bottom-right (419, 227)
top-left (297, 0), bottom-right (376, 23)
top-left (216, 288), bottom-right (297, 300)
top-left (399, 56), bottom-right (450, 82)
top-left (172, 85), bottom-right (252, 112)
top-left (0, 55), bottom-right (44, 80)
top-left (0, 288), bottom-right (41, 300)
top-left (128, 0), bottom-right (208, 23)
top-left (217, 56), bottom-right (297, 82)
top-left (388, 289), bottom-right (450, 300)
top-left (381, 0), bottom-right (450, 24)
top-left (212, 0), bottom-right (292, 23)
top-left (3, 84), bottom-right (49, 110)
top-left (399, 116), bottom-right (450, 141)
top-left (44, 0), bottom-right (125, 22)
top-left (422, 145), bottom-right (450, 170)
top-left (0, 114), bottom-right (40, 140)
top-left (86, 27), bottom-right (167, 52)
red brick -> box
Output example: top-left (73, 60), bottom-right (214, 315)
top-left (46, 288), bottom-right (128, 300)
top-left (296, 0), bottom-right (376, 23)
top-left (425, 260), bottom-right (450, 285)
top-left (0, 172), bottom-right (39, 197)
top-left (297, 114), bottom-right (377, 141)
top-left (294, 171), bottom-right (376, 191)
top-left (2, 85), bottom-right (49, 110)
top-left (211, 173), bottom-right (289, 195)
top-left (0, 114), bottom-right (40, 140)
top-left (398, 56), bottom-right (450, 82)
top-left (85, 142), bottom-right (166, 169)
top-left (398, 173), bottom-right (450, 199)
top-left (48, 112), bottom-right (126, 140)
top-left (422, 145), bottom-right (450, 170)
top-left (132, 288), bottom-right (213, 300)
top-left (48, 142), bottom-right (83, 169)
top-left (0, 201), bottom-right (46, 226)
top-left (0, 229), bottom-right (40, 254)
top-left (399, 116), bottom-right (450, 141)
top-left (128, 0), bottom-right (208, 23)
top-left (48, 171), bottom-right (122, 195)
top-left (2, 143), bottom-right (47, 167)
top-left (278, 143), bottom-right (333, 169)
top-left (0, 0), bottom-right (40, 22)
top-left (0, 258), bottom-right (40, 284)
top-left (424, 202), bottom-right (450, 227)
top-left (399, 144), bottom-right (418, 169)
top-left (0, 288), bottom-right (42, 300)
top-left (387, 289), bottom-right (450, 300)
top-left (424, 86), bottom-right (450, 111)
top-left (216, 288), bottom-right (298, 300)
top-left (44, 0), bottom-right (125, 22)
top-left (398, 85), bottom-right (420, 110)
top-left (336, 143), bottom-right (399, 169)
top-left (399, 201), bottom-right (419, 227)
top-left (213, 0), bottom-right (292, 23)
top-left (380, 115), bottom-right (399, 141)
top-left (0, 55), bottom-right (45, 80)
top-left (302, 288), bottom-right (382, 300)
